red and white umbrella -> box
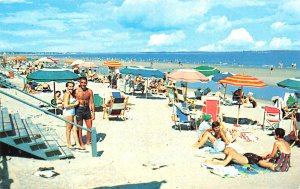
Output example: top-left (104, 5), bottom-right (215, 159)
top-left (71, 60), bottom-right (85, 67)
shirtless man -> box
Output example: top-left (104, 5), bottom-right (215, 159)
top-left (75, 77), bottom-right (95, 148)
top-left (205, 147), bottom-right (263, 166)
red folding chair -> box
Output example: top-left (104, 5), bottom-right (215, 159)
top-left (263, 106), bottom-right (281, 131)
top-left (202, 98), bottom-right (220, 121)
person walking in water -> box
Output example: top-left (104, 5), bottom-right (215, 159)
top-left (75, 77), bottom-right (95, 147)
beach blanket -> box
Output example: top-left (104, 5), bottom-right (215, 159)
top-left (223, 117), bottom-right (257, 125)
top-left (201, 163), bottom-right (270, 178)
top-left (198, 146), bottom-right (223, 154)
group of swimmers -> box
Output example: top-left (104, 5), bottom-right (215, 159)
top-left (193, 114), bottom-right (291, 172)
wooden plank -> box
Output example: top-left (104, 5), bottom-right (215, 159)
top-left (2, 109), bottom-right (13, 132)
top-left (11, 114), bottom-right (28, 138)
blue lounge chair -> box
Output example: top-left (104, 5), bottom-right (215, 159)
top-left (174, 103), bottom-right (193, 131)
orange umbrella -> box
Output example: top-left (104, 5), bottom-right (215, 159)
top-left (64, 59), bottom-right (75, 64)
top-left (16, 56), bottom-right (27, 61)
top-left (219, 74), bottom-right (267, 126)
top-left (102, 60), bottom-right (122, 68)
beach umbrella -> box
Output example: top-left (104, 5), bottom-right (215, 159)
top-left (27, 67), bottom-right (80, 109)
top-left (167, 69), bottom-right (209, 97)
top-left (71, 59), bottom-right (85, 67)
top-left (78, 61), bottom-right (99, 68)
top-left (194, 65), bottom-right (220, 76)
top-left (167, 69), bottom-right (209, 82)
top-left (15, 56), bottom-right (27, 62)
top-left (212, 72), bottom-right (234, 99)
top-left (219, 74), bottom-right (267, 126)
top-left (277, 77), bottom-right (300, 90)
top-left (102, 60), bottom-right (122, 68)
top-left (64, 59), bottom-right (75, 64)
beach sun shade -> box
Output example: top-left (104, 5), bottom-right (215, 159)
top-left (27, 67), bottom-right (80, 82)
top-left (102, 60), bottom-right (122, 68)
top-left (218, 74), bottom-right (267, 88)
top-left (35, 57), bottom-right (57, 64)
top-left (71, 60), bottom-right (85, 67)
top-left (212, 72), bottom-right (234, 82)
top-left (120, 66), bottom-right (164, 78)
top-left (194, 65), bottom-right (220, 77)
top-left (219, 74), bottom-right (267, 126)
top-left (78, 61), bottom-right (98, 68)
top-left (167, 69), bottom-right (209, 82)
top-left (277, 77), bottom-right (300, 90)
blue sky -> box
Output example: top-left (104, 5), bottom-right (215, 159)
top-left (0, 0), bottom-right (299, 52)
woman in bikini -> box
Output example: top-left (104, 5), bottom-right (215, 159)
top-left (258, 128), bottom-right (291, 172)
top-left (63, 81), bottom-right (84, 150)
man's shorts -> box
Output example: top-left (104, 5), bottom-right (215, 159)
top-left (76, 106), bottom-right (92, 121)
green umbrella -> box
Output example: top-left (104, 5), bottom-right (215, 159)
top-left (27, 67), bottom-right (80, 108)
top-left (277, 77), bottom-right (300, 90)
top-left (194, 65), bottom-right (220, 76)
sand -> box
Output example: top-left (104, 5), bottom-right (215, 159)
top-left (1, 62), bottom-right (300, 189)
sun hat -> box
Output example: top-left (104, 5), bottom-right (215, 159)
top-left (213, 140), bottom-right (226, 152)
top-left (203, 114), bottom-right (212, 121)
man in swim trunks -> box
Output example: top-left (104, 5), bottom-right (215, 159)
top-left (75, 77), bottom-right (95, 147)
top-left (205, 147), bottom-right (263, 166)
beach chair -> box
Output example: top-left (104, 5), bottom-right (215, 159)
top-left (174, 103), bottom-right (193, 131)
top-left (93, 93), bottom-right (103, 112)
top-left (262, 106), bottom-right (281, 131)
top-left (176, 88), bottom-right (186, 102)
top-left (112, 91), bottom-right (122, 98)
top-left (202, 97), bottom-right (220, 122)
top-left (104, 97), bottom-right (128, 120)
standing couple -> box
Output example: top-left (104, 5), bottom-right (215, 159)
top-left (63, 77), bottom-right (95, 150)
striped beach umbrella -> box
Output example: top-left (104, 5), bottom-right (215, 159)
top-left (277, 77), bottom-right (300, 90)
top-left (102, 60), bottom-right (122, 68)
top-left (219, 74), bottom-right (267, 88)
top-left (219, 74), bottom-right (267, 126)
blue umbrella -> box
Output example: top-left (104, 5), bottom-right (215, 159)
top-left (212, 72), bottom-right (233, 82)
top-left (212, 72), bottom-right (234, 99)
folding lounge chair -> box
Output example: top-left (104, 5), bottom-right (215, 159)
top-left (104, 97), bottom-right (127, 120)
top-left (94, 93), bottom-right (103, 111)
top-left (202, 97), bottom-right (220, 122)
top-left (262, 106), bottom-right (281, 131)
top-left (176, 88), bottom-right (186, 102)
top-left (174, 103), bottom-right (193, 131)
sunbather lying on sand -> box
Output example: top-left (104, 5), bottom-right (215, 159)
top-left (205, 147), bottom-right (263, 166)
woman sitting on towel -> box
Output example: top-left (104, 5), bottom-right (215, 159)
top-left (258, 128), bottom-right (291, 172)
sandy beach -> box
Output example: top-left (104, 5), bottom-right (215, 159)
top-left (1, 62), bottom-right (300, 189)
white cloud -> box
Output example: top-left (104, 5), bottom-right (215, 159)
top-left (280, 0), bottom-right (300, 16)
top-left (148, 31), bottom-right (185, 46)
top-left (1, 29), bottom-right (49, 37)
top-left (198, 44), bottom-right (223, 51)
top-left (269, 37), bottom-right (292, 49)
top-left (255, 41), bottom-right (266, 48)
top-left (0, 0), bottom-right (26, 3)
top-left (215, 0), bottom-right (266, 8)
top-left (118, 0), bottom-right (209, 30)
top-left (197, 16), bottom-right (232, 32)
top-left (222, 28), bottom-right (254, 45)
top-left (271, 21), bottom-right (286, 30)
